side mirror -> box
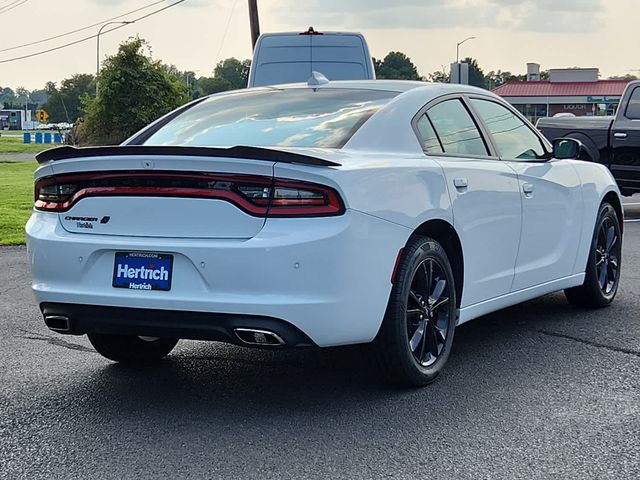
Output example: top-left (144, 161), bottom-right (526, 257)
top-left (552, 138), bottom-right (583, 160)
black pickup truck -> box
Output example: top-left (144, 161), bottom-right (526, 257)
top-left (537, 80), bottom-right (640, 196)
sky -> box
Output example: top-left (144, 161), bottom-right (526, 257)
top-left (1, 0), bottom-right (638, 91)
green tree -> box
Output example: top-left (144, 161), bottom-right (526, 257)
top-left (197, 76), bottom-right (233, 95)
top-left (42, 74), bottom-right (94, 123)
top-left (427, 67), bottom-right (450, 83)
top-left (78, 37), bottom-right (188, 145)
top-left (213, 58), bottom-right (251, 89)
top-left (608, 74), bottom-right (638, 80)
top-left (374, 52), bottom-right (421, 80)
top-left (29, 89), bottom-right (48, 108)
top-left (484, 70), bottom-right (525, 89)
top-left (0, 86), bottom-right (20, 109)
top-left (461, 57), bottom-right (487, 89)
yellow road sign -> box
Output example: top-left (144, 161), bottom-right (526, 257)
top-left (36, 109), bottom-right (49, 122)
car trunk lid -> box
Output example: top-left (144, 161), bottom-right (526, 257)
top-left (35, 146), bottom-right (339, 239)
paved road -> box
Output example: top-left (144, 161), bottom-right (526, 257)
top-left (0, 153), bottom-right (37, 162)
top-left (1, 211), bottom-right (639, 479)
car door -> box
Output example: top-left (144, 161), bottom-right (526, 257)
top-left (418, 97), bottom-right (522, 307)
top-left (611, 85), bottom-right (640, 193)
top-left (468, 97), bottom-right (583, 291)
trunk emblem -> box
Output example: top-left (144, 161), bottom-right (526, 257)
top-left (100, 216), bottom-right (111, 224)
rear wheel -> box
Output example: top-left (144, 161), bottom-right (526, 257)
top-left (373, 236), bottom-right (457, 387)
top-left (88, 334), bottom-right (178, 364)
top-left (565, 202), bottom-right (622, 308)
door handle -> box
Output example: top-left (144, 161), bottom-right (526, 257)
top-left (522, 183), bottom-right (534, 195)
top-left (614, 132), bottom-right (628, 139)
top-left (453, 177), bottom-right (468, 189)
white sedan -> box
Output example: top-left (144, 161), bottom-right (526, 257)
top-left (26, 79), bottom-right (623, 386)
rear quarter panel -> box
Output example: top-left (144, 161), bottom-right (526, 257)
top-left (274, 153), bottom-right (453, 230)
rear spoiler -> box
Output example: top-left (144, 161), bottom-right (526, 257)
top-left (35, 145), bottom-right (341, 167)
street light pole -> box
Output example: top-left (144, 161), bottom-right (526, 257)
top-left (96, 21), bottom-right (133, 95)
top-left (455, 36), bottom-right (476, 84)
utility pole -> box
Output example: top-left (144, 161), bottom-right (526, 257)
top-left (248, 0), bottom-right (260, 51)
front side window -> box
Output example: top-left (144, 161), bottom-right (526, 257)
top-left (470, 99), bottom-right (546, 160)
top-left (426, 99), bottom-right (488, 156)
top-left (143, 88), bottom-right (398, 149)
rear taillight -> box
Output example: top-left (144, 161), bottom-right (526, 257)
top-left (35, 182), bottom-right (80, 212)
top-left (34, 171), bottom-right (344, 217)
top-left (268, 180), bottom-right (343, 217)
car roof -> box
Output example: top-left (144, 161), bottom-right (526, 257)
top-left (256, 79), bottom-right (495, 98)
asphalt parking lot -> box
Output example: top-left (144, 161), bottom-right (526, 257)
top-left (1, 200), bottom-right (639, 479)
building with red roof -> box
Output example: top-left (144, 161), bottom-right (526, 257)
top-left (492, 64), bottom-right (630, 123)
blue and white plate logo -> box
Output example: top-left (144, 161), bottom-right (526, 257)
top-left (112, 252), bottom-right (173, 291)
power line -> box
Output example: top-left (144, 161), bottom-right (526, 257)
top-left (0, 0), bottom-right (28, 15)
top-left (0, 0), bottom-right (166, 53)
top-left (0, 0), bottom-right (186, 64)
top-left (214, 0), bottom-right (239, 65)
top-left (0, 0), bottom-right (22, 12)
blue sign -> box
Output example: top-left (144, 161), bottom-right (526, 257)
top-left (112, 252), bottom-right (174, 291)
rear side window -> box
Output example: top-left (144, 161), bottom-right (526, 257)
top-left (426, 99), bottom-right (488, 156)
top-left (416, 115), bottom-right (443, 153)
top-left (625, 87), bottom-right (640, 120)
top-left (144, 88), bottom-right (398, 149)
top-left (470, 99), bottom-right (545, 160)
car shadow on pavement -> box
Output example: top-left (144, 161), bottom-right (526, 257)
top-left (38, 291), bottom-right (632, 412)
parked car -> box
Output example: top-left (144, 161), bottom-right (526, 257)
top-left (27, 80), bottom-right (623, 386)
top-left (247, 27), bottom-right (375, 87)
top-left (537, 80), bottom-right (640, 196)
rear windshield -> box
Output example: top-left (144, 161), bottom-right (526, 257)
top-left (143, 88), bottom-right (398, 149)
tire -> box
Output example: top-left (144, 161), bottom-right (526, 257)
top-left (87, 334), bottom-right (178, 364)
top-left (373, 236), bottom-right (457, 387)
top-left (565, 202), bottom-right (622, 308)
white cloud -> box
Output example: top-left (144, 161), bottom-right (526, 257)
top-left (273, 0), bottom-right (606, 32)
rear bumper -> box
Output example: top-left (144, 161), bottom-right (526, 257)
top-left (40, 302), bottom-right (316, 347)
top-left (26, 209), bottom-right (411, 347)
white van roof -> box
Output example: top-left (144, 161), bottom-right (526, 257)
top-left (247, 29), bottom-right (375, 88)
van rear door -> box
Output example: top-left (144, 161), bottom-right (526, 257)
top-left (310, 34), bottom-right (372, 81)
top-left (250, 34), bottom-right (311, 87)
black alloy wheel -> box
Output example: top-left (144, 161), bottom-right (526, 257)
top-left (565, 202), bottom-right (622, 308)
top-left (594, 215), bottom-right (621, 295)
top-left (373, 236), bottom-right (457, 387)
top-left (406, 258), bottom-right (451, 367)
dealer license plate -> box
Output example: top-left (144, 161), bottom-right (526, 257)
top-left (112, 252), bottom-right (174, 291)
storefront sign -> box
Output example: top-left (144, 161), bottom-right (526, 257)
top-left (587, 96), bottom-right (620, 103)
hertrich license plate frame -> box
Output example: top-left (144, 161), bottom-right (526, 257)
top-left (112, 251), bottom-right (174, 291)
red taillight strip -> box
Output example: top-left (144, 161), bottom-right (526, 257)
top-left (34, 186), bottom-right (270, 215)
top-left (34, 171), bottom-right (345, 217)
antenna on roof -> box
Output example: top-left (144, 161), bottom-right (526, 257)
top-left (300, 26), bottom-right (323, 35)
top-left (307, 71), bottom-right (329, 86)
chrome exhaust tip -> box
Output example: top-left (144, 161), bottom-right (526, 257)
top-left (234, 328), bottom-right (286, 346)
top-left (44, 315), bottom-right (71, 332)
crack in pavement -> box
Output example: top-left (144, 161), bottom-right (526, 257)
top-left (14, 328), bottom-right (95, 353)
top-left (538, 330), bottom-right (640, 358)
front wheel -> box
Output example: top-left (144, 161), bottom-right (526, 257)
top-left (88, 334), bottom-right (179, 364)
top-left (565, 202), bottom-right (622, 308)
top-left (373, 236), bottom-right (457, 387)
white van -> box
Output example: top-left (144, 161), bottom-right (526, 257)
top-left (247, 28), bottom-right (376, 88)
